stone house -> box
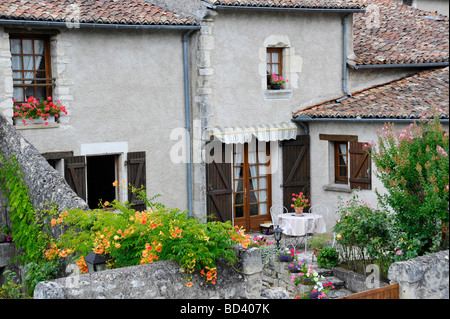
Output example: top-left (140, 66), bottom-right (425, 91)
top-left (0, 0), bottom-right (200, 212)
top-left (1, 0), bottom-right (448, 233)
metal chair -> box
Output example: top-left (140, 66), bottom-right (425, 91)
top-left (259, 205), bottom-right (287, 234)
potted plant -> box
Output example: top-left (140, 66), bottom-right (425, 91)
top-left (270, 73), bottom-right (288, 90)
top-left (13, 96), bottom-right (67, 126)
top-left (290, 192), bottom-right (311, 214)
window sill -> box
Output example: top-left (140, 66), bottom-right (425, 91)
top-left (15, 123), bottom-right (60, 130)
top-left (264, 89), bottom-right (292, 101)
top-left (323, 184), bottom-right (352, 193)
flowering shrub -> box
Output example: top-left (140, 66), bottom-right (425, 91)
top-left (249, 235), bottom-right (274, 247)
top-left (276, 248), bottom-right (299, 262)
top-left (370, 110), bottom-right (449, 256)
top-left (13, 96), bottom-right (67, 125)
top-left (290, 192), bottom-right (311, 209)
top-left (0, 226), bottom-right (12, 242)
top-left (291, 259), bottom-right (335, 299)
top-left (43, 182), bottom-right (251, 287)
top-left (333, 194), bottom-right (392, 277)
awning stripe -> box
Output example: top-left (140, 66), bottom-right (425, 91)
top-left (209, 122), bottom-right (298, 144)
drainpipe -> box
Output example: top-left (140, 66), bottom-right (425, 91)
top-left (183, 30), bottom-right (195, 218)
top-left (336, 13), bottom-right (352, 103)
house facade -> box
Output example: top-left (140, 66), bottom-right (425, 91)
top-left (1, 0), bottom-right (448, 233)
top-left (0, 0), bottom-right (199, 211)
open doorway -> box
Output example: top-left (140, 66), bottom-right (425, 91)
top-left (86, 155), bottom-right (117, 209)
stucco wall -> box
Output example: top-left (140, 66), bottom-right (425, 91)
top-left (1, 27), bottom-right (190, 211)
top-left (207, 11), bottom-right (346, 128)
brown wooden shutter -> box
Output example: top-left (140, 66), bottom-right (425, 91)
top-left (206, 144), bottom-right (232, 223)
top-left (127, 151), bottom-right (146, 212)
top-left (282, 135), bottom-right (311, 210)
top-left (64, 156), bottom-right (87, 201)
top-left (349, 142), bottom-right (371, 190)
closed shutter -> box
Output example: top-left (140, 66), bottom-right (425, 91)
top-left (349, 142), bottom-right (371, 190)
top-left (206, 144), bottom-right (232, 223)
top-left (127, 151), bottom-right (146, 212)
top-left (64, 156), bottom-right (87, 201)
top-left (282, 135), bottom-right (310, 210)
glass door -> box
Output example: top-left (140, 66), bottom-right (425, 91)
top-left (233, 141), bottom-right (271, 231)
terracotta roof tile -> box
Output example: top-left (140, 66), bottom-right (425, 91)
top-left (207, 0), bottom-right (365, 9)
top-left (293, 67), bottom-right (449, 119)
top-left (352, 0), bottom-right (449, 66)
top-left (0, 0), bottom-right (197, 26)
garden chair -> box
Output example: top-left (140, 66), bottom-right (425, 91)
top-left (259, 205), bottom-right (287, 234)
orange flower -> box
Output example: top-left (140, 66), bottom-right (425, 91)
top-left (187, 282), bottom-right (192, 287)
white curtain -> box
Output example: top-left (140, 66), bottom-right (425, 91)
top-left (10, 39), bottom-right (44, 100)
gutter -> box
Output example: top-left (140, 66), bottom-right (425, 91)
top-left (349, 62), bottom-right (449, 69)
top-left (0, 19), bottom-right (201, 31)
top-left (337, 13), bottom-right (352, 103)
top-left (182, 30), bottom-right (195, 218)
top-left (202, 1), bottom-right (365, 13)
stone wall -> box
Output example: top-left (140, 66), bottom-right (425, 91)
top-left (0, 113), bottom-right (88, 212)
top-left (388, 250), bottom-right (449, 299)
top-left (34, 246), bottom-right (267, 299)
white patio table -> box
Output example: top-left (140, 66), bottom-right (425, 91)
top-left (277, 213), bottom-right (326, 251)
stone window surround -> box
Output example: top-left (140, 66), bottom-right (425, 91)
top-left (260, 35), bottom-right (302, 101)
top-left (2, 29), bottom-right (73, 129)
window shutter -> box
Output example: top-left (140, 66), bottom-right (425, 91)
top-left (64, 156), bottom-right (87, 201)
top-left (282, 135), bottom-right (311, 210)
top-left (127, 151), bottom-right (146, 212)
top-left (349, 142), bottom-right (371, 190)
top-left (206, 144), bottom-right (233, 223)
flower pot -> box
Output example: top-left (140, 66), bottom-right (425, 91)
top-left (14, 115), bottom-right (56, 125)
top-left (270, 83), bottom-right (282, 90)
top-left (294, 206), bottom-right (304, 214)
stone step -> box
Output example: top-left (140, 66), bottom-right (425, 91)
top-left (328, 288), bottom-right (353, 299)
top-left (324, 276), bottom-right (345, 290)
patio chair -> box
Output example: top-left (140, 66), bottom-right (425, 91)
top-left (259, 205), bottom-right (287, 234)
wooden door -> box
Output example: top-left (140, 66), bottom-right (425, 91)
top-left (64, 156), bottom-right (87, 201)
top-left (233, 142), bottom-right (271, 231)
top-left (282, 135), bottom-right (310, 210)
top-left (206, 144), bottom-right (233, 223)
top-left (127, 151), bottom-right (146, 212)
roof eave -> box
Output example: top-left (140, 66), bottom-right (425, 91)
top-left (0, 18), bottom-right (200, 30)
top-left (292, 115), bottom-right (449, 124)
top-left (349, 61), bottom-right (449, 69)
top-left (202, 1), bottom-right (365, 13)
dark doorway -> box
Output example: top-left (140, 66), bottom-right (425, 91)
top-left (87, 155), bottom-right (116, 209)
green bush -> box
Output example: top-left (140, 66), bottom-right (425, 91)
top-left (317, 247), bottom-right (339, 269)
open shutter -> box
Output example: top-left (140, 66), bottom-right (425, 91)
top-left (206, 144), bottom-right (232, 223)
top-left (127, 151), bottom-right (146, 212)
top-left (349, 142), bottom-right (371, 190)
top-left (282, 135), bottom-right (310, 210)
top-left (64, 156), bottom-right (87, 201)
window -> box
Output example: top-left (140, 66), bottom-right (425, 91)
top-left (320, 135), bottom-right (371, 190)
top-left (334, 142), bottom-right (348, 184)
top-left (266, 48), bottom-right (283, 88)
top-left (334, 141), bottom-right (371, 190)
top-left (10, 35), bottom-right (53, 103)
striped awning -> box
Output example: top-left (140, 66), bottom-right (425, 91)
top-left (209, 122), bottom-right (298, 144)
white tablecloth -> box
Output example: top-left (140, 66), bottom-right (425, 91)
top-left (277, 213), bottom-right (326, 237)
